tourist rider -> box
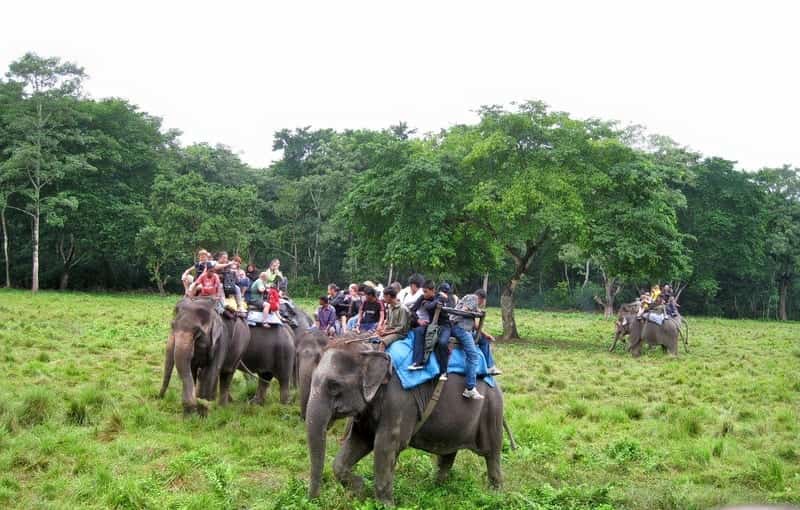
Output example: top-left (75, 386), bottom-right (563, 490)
top-left (356, 286), bottom-right (384, 333)
top-left (316, 295), bottom-right (337, 336)
top-left (374, 286), bottom-right (411, 349)
top-left (448, 290), bottom-right (485, 400)
top-left (265, 258), bottom-right (283, 286)
top-left (474, 289), bottom-right (502, 376)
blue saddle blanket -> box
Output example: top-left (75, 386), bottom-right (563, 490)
top-left (386, 332), bottom-right (496, 390)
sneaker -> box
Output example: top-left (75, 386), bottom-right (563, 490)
top-left (487, 366), bottom-right (503, 376)
top-left (439, 373), bottom-right (448, 381)
top-left (407, 363), bottom-right (424, 371)
top-left (462, 387), bottom-right (484, 400)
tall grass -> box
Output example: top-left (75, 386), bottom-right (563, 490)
top-left (0, 289), bottom-right (797, 508)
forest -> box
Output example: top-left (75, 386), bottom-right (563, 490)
top-left (1, 53), bottom-right (799, 333)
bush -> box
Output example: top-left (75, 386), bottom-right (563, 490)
top-left (17, 389), bottom-right (53, 427)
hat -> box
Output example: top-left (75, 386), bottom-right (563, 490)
top-left (438, 282), bottom-right (451, 294)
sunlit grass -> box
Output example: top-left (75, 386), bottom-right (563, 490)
top-left (0, 289), bottom-right (798, 509)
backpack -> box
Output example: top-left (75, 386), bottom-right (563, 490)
top-left (222, 270), bottom-right (237, 297)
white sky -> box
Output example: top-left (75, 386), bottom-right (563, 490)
top-left (3, 1), bottom-right (798, 170)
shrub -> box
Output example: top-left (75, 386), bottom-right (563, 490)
top-left (17, 389), bottom-right (53, 427)
top-left (566, 400), bottom-right (588, 419)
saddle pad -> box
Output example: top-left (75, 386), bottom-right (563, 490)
top-left (647, 313), bottom-right (665, 326)
top-left (386, 332), bottom-right (495, 390)
top-left (246, 311), bottom-right (284, 327)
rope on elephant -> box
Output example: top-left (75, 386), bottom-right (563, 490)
top-left (325, 331), bottom-right (376, 350)
top-left (238, 360), bottom-right (273, 385)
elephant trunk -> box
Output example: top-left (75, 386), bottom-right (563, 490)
top-left (306, 394), bottom-right (332, 499)
top-left (159, 334), bottom-right (176, 398)
top-left (298, 356), bottom-right (317, 420)
top-left (173, 331), bottom-right (197, 414)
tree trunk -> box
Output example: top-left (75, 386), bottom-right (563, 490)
top-left (152, 261), bottom-right (166, 296)
top-left (778, 276), bottom-right (789, 321)
top-left (1, 206), bottom-right (9, 288)
top-left (156, 275), bottom-right (166, 297)
top-left (603, 278), bottom-right (616, 318)
top-left (59, 271), bottom-right (69, 291)
top-left (482, 272), bottom-right (489, 293)
top-left (500, 234), bottom-right (546, 340)
top-left (500, 279), bottom-right (520, 340)
top-left (32, 207), bottom-right (39, 292)
top-left (582, 259), bottom-right (590, 288)
top-left (387, 263), bottom-right (394, 287)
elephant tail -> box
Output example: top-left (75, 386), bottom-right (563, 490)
top-left (159, 334), bottom-right (176, 398)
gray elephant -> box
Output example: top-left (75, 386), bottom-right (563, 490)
top-left (306, 341), bottom-right (504, 506)
top-left (239, 325), bottom-right (296, 404)
top-left (616, 312), bottom-right (684, 357)
top-left (294, 328), bottom-right (329, 419)
top-left (159, 298), bottom-right (250, 415)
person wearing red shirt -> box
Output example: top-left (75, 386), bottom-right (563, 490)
top-left (191, 269), bottom-right (221, 298)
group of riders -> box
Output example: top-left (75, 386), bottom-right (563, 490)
top-left (181, 250), bottom-right (500, 401)
top-left (635, 283), bottom-right (680, 320)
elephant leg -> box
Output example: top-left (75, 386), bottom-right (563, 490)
top-left (218, 371), bottom-right (234, 406)
top-left (159, 334), bottom-right (176, 398)
top-left (279, 375), bottom-right (291, 405)
top-left (174, 338), bottom-right (197, 415)
top-left (668, 340), bottom-right (678, 356)
top-left (373, 429), bottom-right (401, 506)
top-left (485, 450), bottom-right (503, 489)
top-left (333, 424), bottom-right (374, 496)
top-left (436, 453), bottom-right (457, 484)
top-left (250, 373), bottom-right (272, 405)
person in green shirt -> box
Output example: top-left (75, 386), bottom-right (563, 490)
top-left (265, 258), bottom-right (283, 286)
top-left (375, 287), bottom-right (411, 349)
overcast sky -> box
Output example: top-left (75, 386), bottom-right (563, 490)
top-left (3, 1), bottom-right (798, 170)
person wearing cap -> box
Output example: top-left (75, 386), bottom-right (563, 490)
top-left (428, 282), bottom-right (456, 379)
top-left (448, 290), bottom-right (487, 399)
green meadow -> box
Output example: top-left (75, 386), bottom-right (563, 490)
top-left (0, 290), bottom-right (798, 509)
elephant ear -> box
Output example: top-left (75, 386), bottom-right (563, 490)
top-left (198, 309), bottom-right (223, 353)
top-left (360, 351), bottom-right (392, 403)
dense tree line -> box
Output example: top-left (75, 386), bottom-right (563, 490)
top-left (1, 54), bottom-right (798, 332)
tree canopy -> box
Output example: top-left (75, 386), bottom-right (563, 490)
top-left (1, 53), bottom-right (799, 324)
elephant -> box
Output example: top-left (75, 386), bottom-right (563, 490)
top-left (159, 298), bottom-right (251, 415)
top-left (238, 324), bottom-right (296, 405)
top-left (294, 328), bottom-right (329, 419)
top-left (306, 340), bottom-right (504, 506)
top-left (615, 312), bottom-right (684, 357)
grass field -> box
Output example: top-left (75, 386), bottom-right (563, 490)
top-left (0, 290), bottom-right (798, 509)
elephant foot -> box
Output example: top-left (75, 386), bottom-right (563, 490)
top-left (339, 474), bottom-right (367, 497)
top-left (375, 495), bottom-right (394, 508)
top-left (436, 470), bottom-right (450, 485)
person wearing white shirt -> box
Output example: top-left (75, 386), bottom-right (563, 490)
top-left (397, 274), bottom-right (424, 309)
